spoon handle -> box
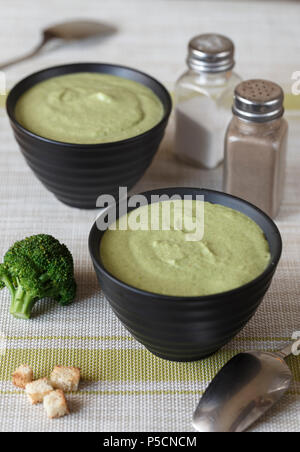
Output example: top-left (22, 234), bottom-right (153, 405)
top-left (277, 339), bottom-right (300, 359)
top-left (0, 35), bottom-right (50, 70)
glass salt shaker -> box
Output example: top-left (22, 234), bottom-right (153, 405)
top-left (224, 79), bottom-right (288, 218)
top-left (174, 33), bottom-right (241, 169)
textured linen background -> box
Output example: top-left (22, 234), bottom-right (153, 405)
top-left (0, 0), bottom-right (299, 432)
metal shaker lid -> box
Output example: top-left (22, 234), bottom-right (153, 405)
top-left (187, 33), bottom-right (235, 73)
top-left (233, 80), bottom-right (284, 122)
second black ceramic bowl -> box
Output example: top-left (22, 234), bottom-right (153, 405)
top-left (89, 188), bottom-right (282, 362)
top-left (6, 63), bottom-right (172, 209)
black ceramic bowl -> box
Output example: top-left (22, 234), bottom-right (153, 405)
top-left (6, 63), bottom-right (172, 209)
top-left (89, 188), bottom-right (282, 362)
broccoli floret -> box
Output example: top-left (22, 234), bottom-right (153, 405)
top-left (0, 234), bottom-right (76, 319)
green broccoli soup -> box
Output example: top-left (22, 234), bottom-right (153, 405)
top-left (100, 200), bottom-right (270, 297)
top-left (15, 73), bottom-right (164, 144)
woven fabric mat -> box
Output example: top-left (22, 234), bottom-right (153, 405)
top-left (0, 0), bottom-right (299, 432)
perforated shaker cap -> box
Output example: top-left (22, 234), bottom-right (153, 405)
top-left (187, 33), bottom-right (235, 73)
top-left (233, 79), bottom-right (284, 122)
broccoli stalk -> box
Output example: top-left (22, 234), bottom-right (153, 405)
top-left (10, 282), bottom-right (37, 320)
top-left (0, 271), bottom-right (35, 319)
top-left (0, 234), bottom-right (76, 319)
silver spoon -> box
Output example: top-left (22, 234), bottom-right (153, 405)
top-left (0, 19), bottom-right (116, 70)
top-left (192, 339), bottom-right (300, 432)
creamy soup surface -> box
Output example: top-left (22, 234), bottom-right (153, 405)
top-left (15, 73), bottom-right (164, 144)
top-left (100, 200), bottom-right (271, 297)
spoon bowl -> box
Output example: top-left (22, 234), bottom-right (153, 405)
top-left (192, 341), bottom-right (300, 432)
top-left (43, 19), bottom-right (116, 41)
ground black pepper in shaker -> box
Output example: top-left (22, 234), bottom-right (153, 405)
top-left (224, 79), bottom-right (288, 218)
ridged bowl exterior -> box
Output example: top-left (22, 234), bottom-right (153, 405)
top-left (89, 188), bottom-right (282, 362)
top-left (6, 63), bottom-right (172, 209)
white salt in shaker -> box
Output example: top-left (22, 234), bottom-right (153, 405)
top-left (174, 33), bottom-right (241, 169)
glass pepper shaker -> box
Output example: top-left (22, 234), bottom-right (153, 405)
top-left (174, 33), bottom-right (241, 169)
top-left (224, 79), bottom-right (288, 218)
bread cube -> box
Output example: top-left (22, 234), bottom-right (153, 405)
top-left (12, 364), bottom-right (33, 389)
top-left (50, 365), bottom-right (80, 392)
top-left (43, 389), bottom-right (69, 419)
top-left (25, 378), bottom-right (53, 404)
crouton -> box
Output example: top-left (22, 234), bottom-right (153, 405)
top-left (12, 364), bottom-right (33, 389)
top-left (43, 389), bottom-right (69, 419)
top-left (50, 365), bottom-right (80, 392)
top-left (25, 378), bottom-right (53, 404)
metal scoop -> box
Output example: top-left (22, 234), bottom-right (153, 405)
top-left (0, 19), bottom-right (116, 70)
top-left (193, 339), bottom-right (300, 432)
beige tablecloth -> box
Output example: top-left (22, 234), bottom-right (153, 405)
top-left (0, 0), bottom-right (299, 432)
